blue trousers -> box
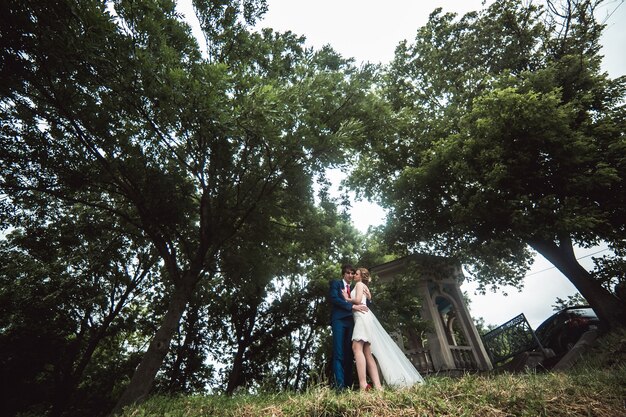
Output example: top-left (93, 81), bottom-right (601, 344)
top-left (331, 317), bottom-right (354, 389)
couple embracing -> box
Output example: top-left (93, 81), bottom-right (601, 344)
top-left (329, 264), bottom-right (424, 391)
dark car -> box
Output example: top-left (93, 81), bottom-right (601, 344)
top-left (534, 306), bottom-right (601, 357)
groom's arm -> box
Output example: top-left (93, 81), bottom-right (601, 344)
top-left (328, 280), bottom-right (353, 312)
top-left (328, 280), bottom-right (368, 312)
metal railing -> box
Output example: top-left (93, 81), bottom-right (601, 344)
top-left (481, 313), bottom-right (543, 366)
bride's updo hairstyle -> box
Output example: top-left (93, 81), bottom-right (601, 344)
top-left (358, 267), bottom-right (371, 285)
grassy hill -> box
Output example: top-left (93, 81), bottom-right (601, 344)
top-left (122, 331), bottom-right (625, 417)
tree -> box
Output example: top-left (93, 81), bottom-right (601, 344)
top-left (552, 293), bottom-right (588, 311)
top-left (348, 0), bottom-right (626, 329)
top-left (153, 287), bottom-right (216, 395)
top-left (200, 199), bottom-right (362, 394)
top-left (0, 201), bottom-right (159, 417)
top-left (1, 0), bottom-right (375, 412)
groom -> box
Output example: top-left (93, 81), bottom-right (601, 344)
top-left (328, 264), bottom-right (368, 390)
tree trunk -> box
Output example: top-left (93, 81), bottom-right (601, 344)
top-left (164, 303), bottom-right (202, 393)
top-left (110, 276), bottom-right (198, 416)
top-left (294, 326), bottom-right (316, 390)
top-left (225, 343), bottom-right (248, 395)
top-left (529, 234), bottom-right (626, 329)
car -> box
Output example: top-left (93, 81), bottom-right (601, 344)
top-left (534, 306), bottom-right (601, 357)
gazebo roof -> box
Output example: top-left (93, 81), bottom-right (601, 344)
top-left (370, 253), bottom-right (465, 284)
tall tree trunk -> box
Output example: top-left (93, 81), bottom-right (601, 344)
top-left (164, 303), bottom-right (202, 393)
top-left (529, 234), bottom-right (626, 329)
top-left (225, 344), bottom-right (247, 395)
top-left (110, 275), bottom-right (198, 416)
top-left (294, 326), bottom-right (316, 390)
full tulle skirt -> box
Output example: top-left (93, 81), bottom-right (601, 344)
top-left (352, 309), bottom-right (424, 387)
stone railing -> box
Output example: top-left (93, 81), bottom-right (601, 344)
top-left (406, 348), bottom-right (435, 374)
top-left (450, 345), bottom-right (478, 370)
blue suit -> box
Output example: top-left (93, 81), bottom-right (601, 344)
top-left (329, 279), bottom-right (354, 389)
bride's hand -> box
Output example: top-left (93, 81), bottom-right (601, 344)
top-left (363, 287), bottom-right (371, 300)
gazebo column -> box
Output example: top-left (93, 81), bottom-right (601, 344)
top-left (419, 282), bottom-right (455, 371)
top-left (448, 283), bottom-right (493, 370)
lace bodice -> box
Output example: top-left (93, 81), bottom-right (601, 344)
top-left (351, 282), bottom-right (367, 305)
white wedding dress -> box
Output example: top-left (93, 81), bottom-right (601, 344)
top-left (352, 285), bottom-right (424, 387)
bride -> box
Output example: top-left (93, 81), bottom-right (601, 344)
top-left (344, 267), bottom-right (424, 389)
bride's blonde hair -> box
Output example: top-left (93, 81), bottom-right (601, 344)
top-left (358, 267), bottom-right (371, 285)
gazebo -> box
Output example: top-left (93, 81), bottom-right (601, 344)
top-left (370, 254), bottom-right (493, 375)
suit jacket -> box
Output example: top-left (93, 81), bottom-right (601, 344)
top-left (329, 279), bottom-right (354, 323)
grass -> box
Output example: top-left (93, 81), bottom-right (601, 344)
top-left (122, 330), bottom-right (626, 417)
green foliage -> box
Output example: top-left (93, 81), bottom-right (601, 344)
top-left (370, 270), bottom-right (429, 339)
top-left (473, 316), bottom-right (499, 336)
top-left (355, 226), bottom-right (397, 268)
top-left (1, 0), bottom-right (379, 414)
top-left (3, 0), bottom-right (623, 415)
top-left (552, 293), bottom-right (588, 311)
top-left (0, 202), bottom-right (161, 417)
top-left (192, 201), bottom-right (363, 394)
top-left (592, 241), bottom-right (626, 294)
top-left (347, 0), bottom-right (626, 325)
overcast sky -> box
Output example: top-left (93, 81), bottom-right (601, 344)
top-left (258, 0), bottom-right (625, 76)
top-left (178, 0), bottom-right (624, 328)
